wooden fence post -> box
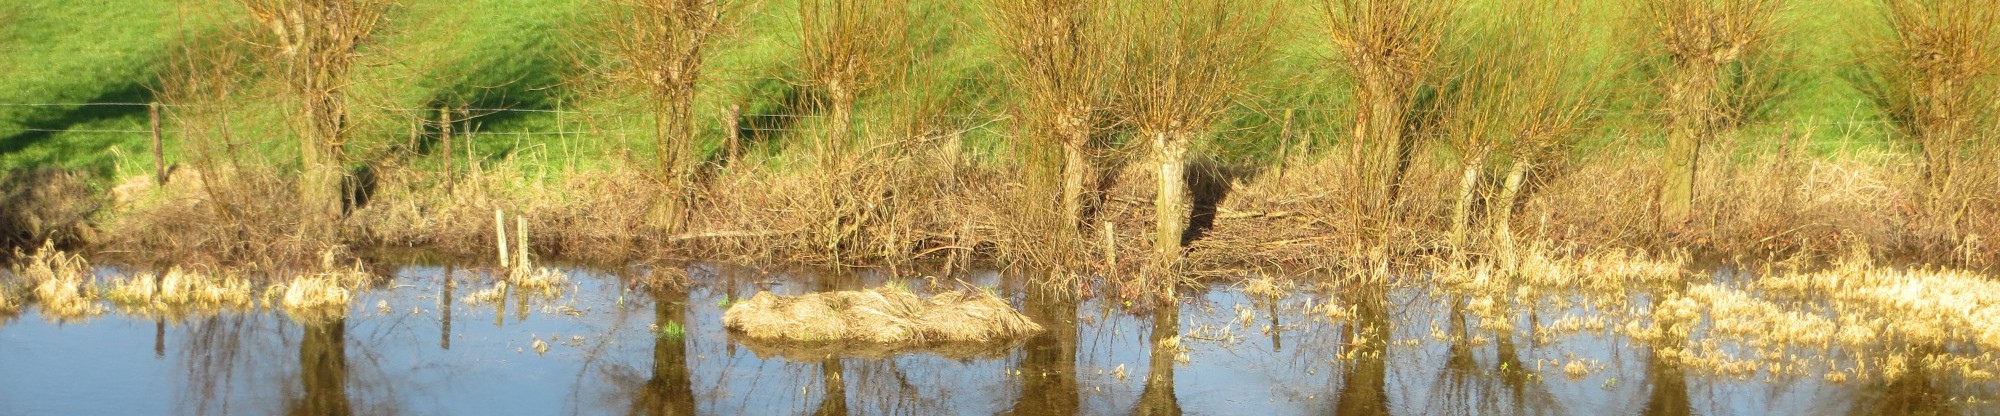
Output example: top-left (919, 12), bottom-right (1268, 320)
top-left (150, 102), bottom-right (165, 185)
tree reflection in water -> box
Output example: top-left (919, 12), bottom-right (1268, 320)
top-left (1008, 281), bottom-right (1079, 415)
top-left (1134, 296), bottom-right (1182, 416)
top-left (629, 285), bottom-right (697, 416)
top-left (289, 318), bottom-right (351, 416)
top-left (1333, 286), bottom-right (1389, 416)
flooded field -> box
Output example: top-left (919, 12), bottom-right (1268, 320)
top-left (1, 262), bottom-right (1996, 415)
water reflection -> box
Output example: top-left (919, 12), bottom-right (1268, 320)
top-left (1009, 281), bottom-right (1079, 415)
top-left (1848, 352), bottom-right (1950, 416)
top-left (1641, 346), bottom-right (1691, 416)
top-left (289, 318), bottom-right (351, 416)
top-left (1333, 287), bottom-right (1389, 416)
top-left (3, 263), bottom-right (1998, 415)
top-left (630, 286), bottom-right (695, 416)
top-left (1134, 298), bottom-right (1181, 416)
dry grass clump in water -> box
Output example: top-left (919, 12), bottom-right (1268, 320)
top-left (266, 261), bottom-right (370, 323)
top-left (722, 285), bottom-right (1041, 345)
top-left (462, 267), bottom-right (570, 306)
top-left (104, 267), bottom-right (255, 316)
top-left (10, 241), bottom-right (102, 319)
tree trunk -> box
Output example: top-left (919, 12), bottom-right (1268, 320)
top-left (1355, 76), bottom-right (1411, 220)
top-left (1153, 131), bottom-right (1191, 264)
top-left (1492, 160), bottom-right (1530, 271)
top-left (1062, 141), bottom-right (1091, 233)
top-left (1448, 151), bottom-right (1487, 252)
top-left (1659, 66), bottom-right (1717, 228)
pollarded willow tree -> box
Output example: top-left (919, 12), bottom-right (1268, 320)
top-left (1438, 0), bottom-right (1610, 263)
top-left (1644, 0), bottom-right (1784, 227)
top-left (603, 0), bottom-right (749, 231)
top-left (1112, 0), bottom-right (1274, 264)
top-left (1860, 0), bottom-right (2000, 226)
top-left (799, 0), bottom-right (908, 160)
top-left (1320, 0), bottom-right (1456, 225)
top-left (237, 0), bottom-right (392, 230)
top-left (984, 0), bottom-right (1111, 243)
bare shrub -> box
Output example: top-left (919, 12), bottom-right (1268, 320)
top-left (798, 0), bottom-right (909, 157)
top-left (599, 0), bottom-right (751, 232)
top-left (235, 0), bottom-right (394, 231)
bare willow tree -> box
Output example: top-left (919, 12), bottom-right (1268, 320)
top-left (799, 0), bottom-right (908, 160)
top-left (984, 0), bottom-right (1110, 242)
top-left (236, 0), bottom-right (392, 230)
top-left (1644, 0), bottom-right (1784, 227)
top-left (1112, 0), bottom-right (1273, 264)
top-left (603, 0), bottom-right (749, 231)
top-left (1320, 0), bottom-right (1456, 224)
top-left (1439, 0), bottom-right (1610, 263)
top-left (1860, 0), bottom-right (2000, 226)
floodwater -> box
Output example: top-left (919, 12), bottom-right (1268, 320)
top-left (1, 263), bottom-right (1995, 415)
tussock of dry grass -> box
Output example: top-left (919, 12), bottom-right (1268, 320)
top-left (265, 262), bottom-right (369, 323)
top-left (104, 267), bottom-right (255, 316)
top-left (10, 241), bottom-right (102, 320)
top-left (722, 285), bottom-right (1041, 345)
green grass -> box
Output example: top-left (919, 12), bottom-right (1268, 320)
top-left (0, 0), bottom-right (1909, 186)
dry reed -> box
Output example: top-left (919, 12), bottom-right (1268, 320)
top-left (266, 260), bottom-right (371, 323)
top-left (722, 285), bottom-right (1041, 344)
top-left (104, 267), bottom-right (256, 315)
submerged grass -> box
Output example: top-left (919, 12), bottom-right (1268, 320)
top-left (722, 284), bottom-right (1041, 345)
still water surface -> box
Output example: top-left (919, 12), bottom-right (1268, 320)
top-left (0, 263), bottom-right (1991, 415)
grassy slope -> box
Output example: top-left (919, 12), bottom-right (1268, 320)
top-left (0, 0), bottom-right (1899, 185)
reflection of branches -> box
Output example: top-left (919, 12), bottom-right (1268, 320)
top-left (179, 314), bottom-right (273, 415)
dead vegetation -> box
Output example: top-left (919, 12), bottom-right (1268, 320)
top-left (8, 241), bottom-right (103, 320)
top-left (104, 267), bottom-right (257, 317)
top-left (722, 285), bottom-right (1042, 345)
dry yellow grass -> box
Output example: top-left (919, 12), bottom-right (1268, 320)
top-left (265, 262), bottom-right (369, 323)
top-left (722, 285), bottom-right (1041, 344)
top-left (105, 267), bottom-right (255, 313)
top-left (0, 283), bottom-right (17, 315)
top-left (10, 241), bottom-right (102, 320)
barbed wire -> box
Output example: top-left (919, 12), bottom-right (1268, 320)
top-left (0, 101), bottom-right (1906, 141)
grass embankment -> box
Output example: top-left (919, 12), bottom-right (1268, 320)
top-left (1, 0), bottom-right (1995, 281)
